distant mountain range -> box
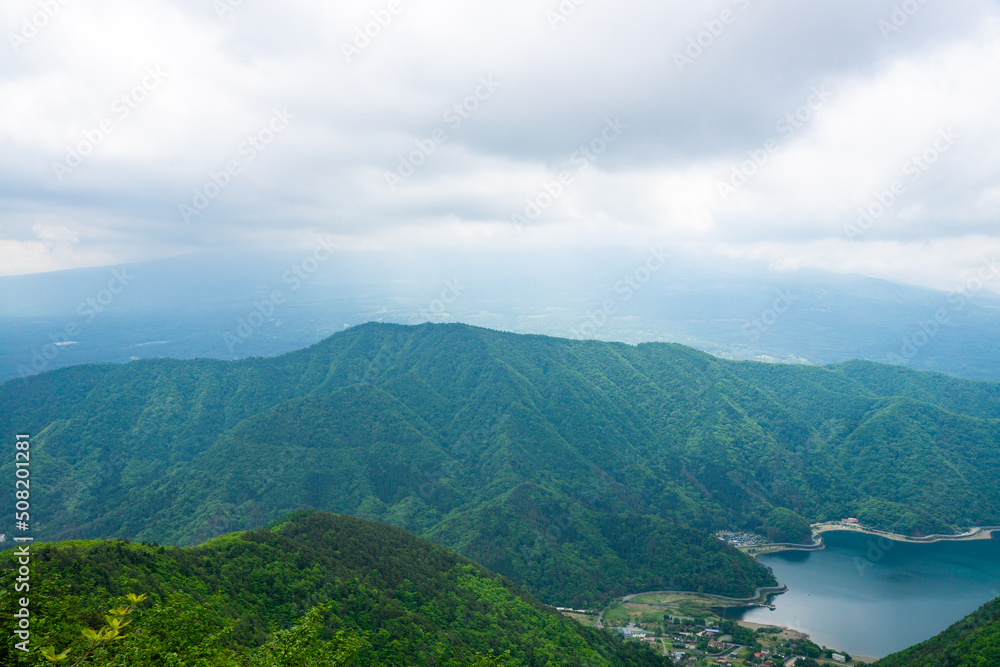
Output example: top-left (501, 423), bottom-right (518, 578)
top-left (4, 322), bottom-right (1000, 609)
top-left (3, 249), bottom-right (1000, 383)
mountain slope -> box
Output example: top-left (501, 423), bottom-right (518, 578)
top-left (874, 595), bottom-right (1000, 667)
top-left (3, 322), bottom-right (1000, 605)
top-left (0, 511), bottom-right (670, 666)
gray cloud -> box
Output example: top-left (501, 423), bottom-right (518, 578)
top-left (0, 0), bottom-right (998, 286)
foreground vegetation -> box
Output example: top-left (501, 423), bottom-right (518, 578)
top-left (3, 322), bottom-right (1000, 606)
top-left (0, 512), bottom-right (669, 666)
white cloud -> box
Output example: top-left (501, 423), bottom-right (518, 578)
top-left (0, 0), bottom-right (998, 283)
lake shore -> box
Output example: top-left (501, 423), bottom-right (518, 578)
top-left (735, 527), bottom-right (1000, 661)
top-left (737, 621), bottom-right (879, 664)
top-left (737, 621), bottom-right (878, 664)
top-left (811, 523), bottom-right (1000, 544)
top-left (741, 524), bottom-right (1000, 557)
top-left (596, 593), bottom-right (873, 664)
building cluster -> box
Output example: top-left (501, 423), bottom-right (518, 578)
top-left (612, 619), bottom-right (739, 664)
top-left (715, 530), bottom-right (766, 547)
top-left (604, 615), bottom-right (860, 666)
top-left (615, 623), bottom-right (649, 639)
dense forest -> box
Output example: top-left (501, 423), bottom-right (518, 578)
top-left (3, 322), bottom-right (999, 606)
top-left (875, 595), bottom-right (1000, 666)
top-left (0, 511), bottom-right (670, 666)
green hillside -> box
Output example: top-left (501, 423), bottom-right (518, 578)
top-left (3, 322), bottom-right (1000, 606)
top-left (0, 511), bottom-right (669, 666)
top-left (874, 595), bottom-right (1000, 667)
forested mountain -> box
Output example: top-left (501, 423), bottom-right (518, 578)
top-left (875, 595), bottom-right (1000, 667)
top-left (3, 322), bottom-right (1000, 606)
top-left (0, 511), bottom-right (670, 666)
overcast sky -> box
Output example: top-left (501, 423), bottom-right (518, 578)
top-left (1, 0), bottom-right (998, 292)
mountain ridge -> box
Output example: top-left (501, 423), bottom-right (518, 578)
top-left (4, 322), bottom-right (1000, 607)
top-left (5, 250), bottom-right (1000, 383)
top-left (0, 510), bottom-right (671, 666)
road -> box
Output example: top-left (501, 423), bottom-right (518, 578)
top-left (623, 585), bottom-right (788, 605)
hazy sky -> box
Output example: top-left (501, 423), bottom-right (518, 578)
top-left (1, 0), bottom-right (998, 292)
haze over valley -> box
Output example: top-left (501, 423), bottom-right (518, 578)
top-left (3, 0), bottom-right (1000, 664)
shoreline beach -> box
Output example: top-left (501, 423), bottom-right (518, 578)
top-left (735, 621), bottom-right (879, 663)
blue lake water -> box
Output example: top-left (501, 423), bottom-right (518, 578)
top-left (732, 530), bottom-right (1000, 659)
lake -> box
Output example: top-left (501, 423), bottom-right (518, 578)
top-left (731, 530), bottom-right (1000, 659)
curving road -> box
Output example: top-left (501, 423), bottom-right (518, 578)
top-left (623, 585), bottom-right (788, 605)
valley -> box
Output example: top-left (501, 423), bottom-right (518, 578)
top-left (6, 2), bottom-right (999, 664)
top-left (3, 322), bottom-right (999, 664)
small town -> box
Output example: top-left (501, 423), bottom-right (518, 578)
top-left (558, 586), bottom-right (871, 667)
top-left (569, 613), bottom-right (868, 666)
top-left (715, 530), bottom-right (769, 548)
